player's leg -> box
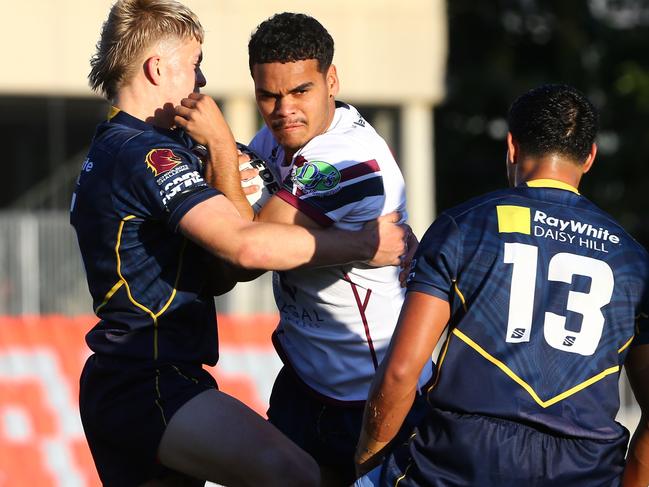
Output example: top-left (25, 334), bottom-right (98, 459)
top-left (268, 367), bottom-right (364, 486)
top-left (158, 388), bottom-right (321, 487)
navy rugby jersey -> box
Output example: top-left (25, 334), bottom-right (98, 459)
top-left (70, 109), bottom-right (221, 364)
top-left (409, 179), bottom-right (649, 440)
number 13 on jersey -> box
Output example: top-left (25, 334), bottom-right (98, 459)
top-left (503, 242), bottom-right (614, 356)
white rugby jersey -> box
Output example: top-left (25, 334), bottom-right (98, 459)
top-left (249, 102), bottom-right (433, 402)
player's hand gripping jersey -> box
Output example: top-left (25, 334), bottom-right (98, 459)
top-left (250, 102), bottom-right (433, 402)
top-left (70, 109), bottom-right (222, 364)
top-left (410, 180), bottom-right (649, 439)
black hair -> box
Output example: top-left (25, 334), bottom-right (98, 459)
top-left (248, 12), bottom-right (334, 74)
top-left (507, 84), bottom-right (598, 163)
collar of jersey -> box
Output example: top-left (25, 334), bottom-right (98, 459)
top-left (524, 178), bottom-right (580, 194)
top-left (107, 107), bottom-right (155, 132)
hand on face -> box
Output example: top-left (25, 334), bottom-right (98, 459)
top-left (147, 37), bottom-right (205, 128)
top-left (174, 93), bottom-right (232, 148)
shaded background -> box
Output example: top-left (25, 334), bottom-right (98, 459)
top-left (437, 0), bottom-right (649, 244)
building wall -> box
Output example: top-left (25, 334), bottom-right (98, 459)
top-left (2, 0), bottom-right (446, 103)
top-left (3, 0), bottom-right (447, 235)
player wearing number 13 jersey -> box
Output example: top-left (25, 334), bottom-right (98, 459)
top-left (354, 85), bottom-right (649, 487)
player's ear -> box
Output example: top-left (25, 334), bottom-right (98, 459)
top-left (143, 56), bottom-right (162, 86)
top-left (326, 65), bottom-right (339, 98)
top-left (582, 143), bottom-right (597, 174)
top-left (506, 132), bottom-right (518, 165)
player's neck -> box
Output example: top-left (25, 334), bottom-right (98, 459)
top-left (113, 84), bottom-right (175, 129)
top-left (284, 149), bottom-right (296, 164)
top-left (515, 156), bottom-right (582, 191)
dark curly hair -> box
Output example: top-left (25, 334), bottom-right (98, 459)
top-left (248, 12), bottom-right (334, 74)
top-left (508, 84), bottom-right (598, 164)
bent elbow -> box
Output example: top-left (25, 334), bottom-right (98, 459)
top-left (233, 240), bottom-right (272, 270)
top-left (383, 362), bottom-right (419, 389)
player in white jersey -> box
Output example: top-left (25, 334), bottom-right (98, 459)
top-left (245, 13), bottom-right (433, 485)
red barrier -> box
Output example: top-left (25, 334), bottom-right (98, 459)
top-left (0, 314), bottom-right (279, 486)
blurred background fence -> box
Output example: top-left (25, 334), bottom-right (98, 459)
top-left (0, 211), bottom-right (278, 317)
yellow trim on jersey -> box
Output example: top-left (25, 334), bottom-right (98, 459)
top-left (107, 106), bottom-right (120, 121)
top-left (95, 280), bottom-right (124, 314)
top-left (452, 328), bottom-right (620, 408)
top-left (618, 335), bottom-right (635, 354)
top-left (155, 369), bottom-right (167, 426)
top-left (172, 364), bottom-right (199, 384)
top-left (427, 281), bottom-right (466, 396)
top-left (453, 281), bottom-right (467, 312)
top-left (526, 178), bottom-right (580, 194)
top-left (428, 332), bottom-right (452, 396)
top-left (115, 216), bottom-right (156, 318)
top-left (394, 462), bottom-right (413, 487)
top-left (114, 215), bottom-right (187, 360)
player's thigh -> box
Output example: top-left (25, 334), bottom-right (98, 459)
top-left (158, 388), bottom-right (320, 487)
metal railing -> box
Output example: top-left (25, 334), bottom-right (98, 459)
top-left (0, 210), bottom-right (275, 316)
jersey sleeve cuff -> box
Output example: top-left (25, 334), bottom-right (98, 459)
top-left (407, 282), bottom-right (450, 302)
top-left (276, 188), bottom-right (335, 227)
top-left (168, 187), bottom-right (221, 231)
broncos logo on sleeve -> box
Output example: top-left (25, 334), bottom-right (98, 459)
top-left (142, 147), bottom-right (210, 212)
top-left (146, 148), bottom-right (182, 176)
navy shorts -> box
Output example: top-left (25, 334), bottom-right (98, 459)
top-left (79, 354), bottom-right (217, 487)
top-left (381, 407), bottom-right (628, 487)
top-left (267, 366), bottom-right (429, 485)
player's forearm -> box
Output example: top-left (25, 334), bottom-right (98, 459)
top-left (307, 227), bottom-right (376, 267)
top-left (356, 291), bottom-right (446, 472)
top-left (175, 94), bottom-right (254, 221)
top-left (255, 198), bottom-right (373, 264)
top-left (364, 377), bottom-right (417, 443)
top-left (355, 368), bottom-right (417, 468)
top-left (204, 147), bottom-right (254, 221)
top-left (246, 219), bottom-right (378, 269)
top-left (233, 223), bottom-right (374, 270)
top-left (181, 197), bottom-right (386, 270)
top-left (623, 416), bottom-right (649, 487)
top-left (212, 178), bottom-right (253, 221)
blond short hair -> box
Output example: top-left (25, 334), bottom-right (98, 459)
top-left (89, 0), bottom-right (204, 100)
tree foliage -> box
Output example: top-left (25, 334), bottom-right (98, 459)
top-left (436, 0), bottom-right (649, 246)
